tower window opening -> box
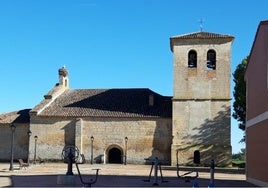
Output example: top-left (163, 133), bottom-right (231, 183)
top-left (188, 50), bottom-right (197, 68)
top-left (207, 49), bottom-right (216, 70)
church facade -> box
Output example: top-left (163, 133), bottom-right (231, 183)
top-left (0, 31), bottom-right (234, 166)
top-left (29, 71), bottom-right (172, 164)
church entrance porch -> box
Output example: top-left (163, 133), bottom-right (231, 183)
top-left (106, 145), bottom-right (123, 164)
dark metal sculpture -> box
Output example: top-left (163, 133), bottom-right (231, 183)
top-left (75, 163), bottom-right (100, 187)
top-left (176, 150), bottom-right (199, 182)
top-left (61, 145), bottom-right (100, 187)
top-left (209, 159), bottom-right (215, 187)
top-left (144, 157), bottom-right (168, 186)
top-left (61, 145), bottom-right (80, 175)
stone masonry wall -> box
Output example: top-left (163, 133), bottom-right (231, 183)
top-left (81, 117), bottom-right (172, 164)
top-left (0, 123), bottom-right (29, 161)
top-left (171, 38), bottom-right (233, 167)
top-left (173, 40), bottom-right (232, 99)
top-left (29, 116), bottom-right (172, 164)
top-left (171, 100), bottom-right (231, 166)
top-left (29, 117), bottom-right (73, 161)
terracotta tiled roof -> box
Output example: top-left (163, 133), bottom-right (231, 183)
top-left (170, 31), bottom-right (234, 52)
top-left (38, 89), bottom-right (172, 118)
top-left (0, 109), bottom-right (30, 124)
top-left (170, 31), bottom-right (234, 39)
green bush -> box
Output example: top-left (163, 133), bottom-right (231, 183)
top-left (232, 160), bottom-right (246, 168)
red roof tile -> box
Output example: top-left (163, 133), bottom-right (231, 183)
top-left (170, 31), bottom-right (234, 52)
top-left (37, 89), bottom-right (172, 118)
top-left (0, 109), bottom-right (30, 124)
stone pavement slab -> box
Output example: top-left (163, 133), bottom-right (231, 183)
top-left (0, 163), bottom-right (256, 187)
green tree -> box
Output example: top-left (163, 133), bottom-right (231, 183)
top-left (232, 148), bottom-right (246, 168)
top-left (232, 58), bottom-right (247, 136)
top-left (232, 148), bottom-right (246, 161)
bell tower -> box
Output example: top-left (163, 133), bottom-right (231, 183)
top-left (170, 31), bottom-right (234, 166)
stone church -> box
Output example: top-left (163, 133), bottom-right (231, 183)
top-left (0, 31), bottom-right (234, 166)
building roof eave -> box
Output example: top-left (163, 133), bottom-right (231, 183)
top-left (170, 31), bottom-right (234, 52)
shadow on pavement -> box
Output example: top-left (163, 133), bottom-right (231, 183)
top-left (10, 174), bottom-right (256, 187)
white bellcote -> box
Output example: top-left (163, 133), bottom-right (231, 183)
top-left (58, 66), bottom-right (69, 89)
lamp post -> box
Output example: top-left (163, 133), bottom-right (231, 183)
top-left (91, 136), bottom-right (94, 164)
top-left (27, 130), bottom-right (32, 164)
top-left (34, 135), bottom-right (38, 164)
top-left (9, 124), bottom-right (16, 171)
top-left (124, 137), bottom-right (128, 165)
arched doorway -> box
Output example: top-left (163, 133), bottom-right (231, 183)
top-left (108, 147), bottom-right (122, 164)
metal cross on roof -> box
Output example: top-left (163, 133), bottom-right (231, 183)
top-left (198, 18), bottom-right (205, 31)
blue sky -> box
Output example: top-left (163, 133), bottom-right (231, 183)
top-left (0, 0), bottom-right (267, 153)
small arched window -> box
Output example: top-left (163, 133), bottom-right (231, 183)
top-left (207, 49), bottom-right (216, 70)
top-left (188, 50), bottom-right (197, 68)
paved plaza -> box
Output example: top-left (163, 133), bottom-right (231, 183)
top-left (0, 162), bottom-right (255, 187)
